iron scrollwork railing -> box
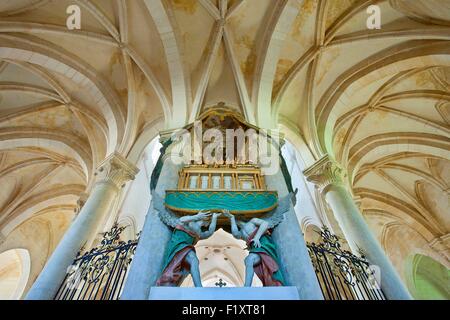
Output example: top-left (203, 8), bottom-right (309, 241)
top-left (55, 224), bottom-right (139, 300)
top-left (307, 228), bottom-right (385, 300)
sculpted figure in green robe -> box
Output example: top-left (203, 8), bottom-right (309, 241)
top-left (152, 191), bottom-right (221, 287)
top-left (224, 192), bottom-right (296, 287)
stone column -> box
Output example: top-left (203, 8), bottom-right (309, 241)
top-left (265, 170), bottom-right (324, 300)
top-left (303, 155), bottom-right (412, 300)
top-left (26, 152), bottom-right (138, 300)
top-left (120, 151), bottom-right (181, 300)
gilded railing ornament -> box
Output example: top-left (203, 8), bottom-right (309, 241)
top-left (99, 224), bottom-right (127, 249)
top-left (55, 223), bottom-right (140, 300)
top-left (306, 227), bottom-right (385, 300)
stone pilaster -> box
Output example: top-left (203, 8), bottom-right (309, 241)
top-left (121, 149), bottom-right (181, 300)
top-left (264, 169), bottom-right (324, 300)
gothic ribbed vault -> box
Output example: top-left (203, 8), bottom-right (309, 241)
top-left (0, 0), bottom-right (449, 296)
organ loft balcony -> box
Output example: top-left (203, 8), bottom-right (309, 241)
top-left (165, 164), bottom-right (279, 224)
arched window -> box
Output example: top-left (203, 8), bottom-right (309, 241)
top-left (405, 254), bottom-right (450, 300)
top-left (0, 249), bottom-right (31, 300)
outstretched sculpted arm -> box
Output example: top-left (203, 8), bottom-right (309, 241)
top-left (224, 210), bottom-right (243, 239)
top-left (179, 210), bottom-right (210, 224)
top-left (200, 212), bottom-right (221, 239)
top-left (249, 218), bottom-right (269, 248)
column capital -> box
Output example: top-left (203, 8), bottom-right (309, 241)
top-left (303, 155), bottom-right (347, 193)
top-left (429, 233), bottom-right (450, 261)
top-left (96, 152), bottom-right (139, 190)
top-left (159, 128), bottom-right (180, 145)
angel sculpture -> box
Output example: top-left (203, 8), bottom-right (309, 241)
top-left (224, 192), bottom-right (297, 287)
top-left (152, 191), bottom-right (221, 287)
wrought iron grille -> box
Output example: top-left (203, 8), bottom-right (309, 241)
top-left (55, 224), bottom-right (139, 300)
top-left (307, 228), bottom-right (385, 300)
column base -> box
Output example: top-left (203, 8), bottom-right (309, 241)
top-left (148, 287), bottom-right (300, 300)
